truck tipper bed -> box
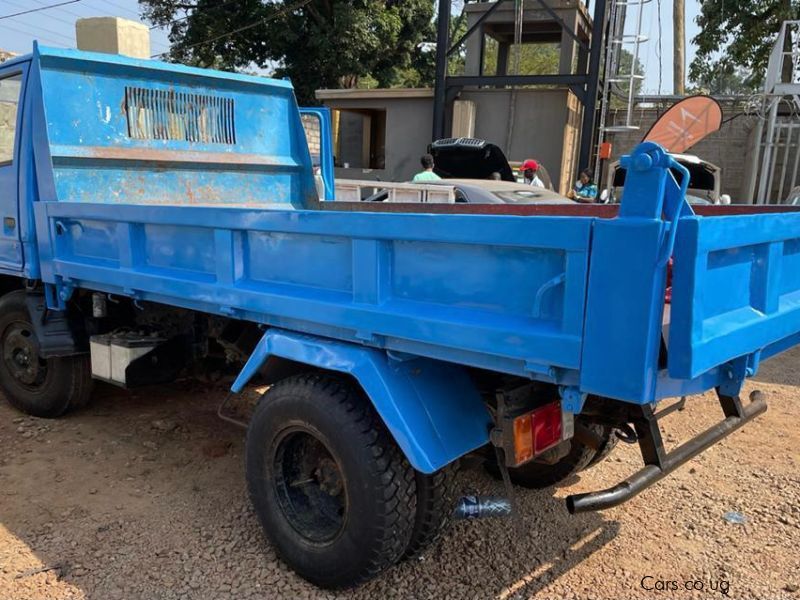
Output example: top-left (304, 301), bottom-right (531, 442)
top-left (1, 45), bottom-right (799, 588)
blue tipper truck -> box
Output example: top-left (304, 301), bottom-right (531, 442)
top-left (1, 44), bottom-right (799, 588)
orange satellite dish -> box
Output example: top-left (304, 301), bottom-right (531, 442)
top-left (642, 95), bottom-right (723, 154)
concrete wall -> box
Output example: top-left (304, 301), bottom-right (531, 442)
top-left (320, 95), bottom-right (433, 182)
top-left (317, 88), bottom-right (580, 191)
top-left (604, 103), bottom-right (764, 202)
top-left (300, 114), bottom-right (322, 158)
top-left (337, 111), bottom-right (367, 168)
top-left (459, 88), bottom-right (579, 192)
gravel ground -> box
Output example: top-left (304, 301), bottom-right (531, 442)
top-left (1, 348), bottom-right (799, 600)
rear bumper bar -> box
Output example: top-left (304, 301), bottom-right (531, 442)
top-left (566, 390), bottom-right (767, 514)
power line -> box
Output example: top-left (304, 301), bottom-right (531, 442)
top-left (96, 0), bottom-right (142, 19)
top-left (151, 0), bottom-right (313, 59)
top-left (23, 0), bottom-right (171, 51)
top-left (1, 17), bottom-right (75, 44)
top-left (30, 0), bottom-right (143, 24)
top-left (0, 22), bottom-right (71, 47)
top-left (8, 0), bottom-right (78, 28)
top-left (30, 0), bottom-right (89, 20)
top-left (0, 0), bottom-right (82, 20)
top-left (149, 0), bottom-right (244, 31)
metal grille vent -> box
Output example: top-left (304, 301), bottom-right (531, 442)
top-left (125, 87), bottom-right (236, 144)
top-left (431, 137), bottom-right (485, 148)
top-left (458, 138), bottom-right (484, 147)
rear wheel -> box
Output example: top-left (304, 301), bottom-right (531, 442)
top-left (581, 425), bottom-right (618, 470)
top-left (403, 462), bottom-right (458, 560)
top-left (245, 373), bottom-right (416, 589)
top-left (0, 291), bottom-right (92, 418)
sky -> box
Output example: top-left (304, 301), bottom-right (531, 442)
top-left (0, 0), bottom-right (700, 94)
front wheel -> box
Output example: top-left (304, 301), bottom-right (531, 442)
top-left (0, 291), bottom-right (92, 418)
top-left (245, 373), bottom-right (417, 589)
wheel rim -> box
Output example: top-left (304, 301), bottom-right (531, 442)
top-left (2, 321), bottom-right (48, 389)
top-left (273, 428), bottom-right (347, 544)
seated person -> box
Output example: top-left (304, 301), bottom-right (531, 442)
top-left (567, 169), bottom-right (598, 203)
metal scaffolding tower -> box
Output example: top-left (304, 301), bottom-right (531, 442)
top-left (432, 0), bottom-right (609, 174)
top-left (597, 0), bottom-right (650, 135)
top-left (750, 21), bottom-right (800, 204)
top-left (592, 0), bottom-right (649, 182)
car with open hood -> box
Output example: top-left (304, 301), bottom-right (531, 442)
top-left (428, 137), bottom-right (555, 190)
top-left (605, 153), bottom-right (729, 205)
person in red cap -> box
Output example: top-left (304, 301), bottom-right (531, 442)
top-left (520, 159), bottom-right (545, 188)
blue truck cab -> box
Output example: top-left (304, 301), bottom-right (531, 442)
top-left (1, 44), bottom-right (799, 588)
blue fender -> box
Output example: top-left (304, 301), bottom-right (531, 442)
top-left (232, 328), bottom-right (492, 473)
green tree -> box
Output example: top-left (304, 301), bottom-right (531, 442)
top-left (139, 0), bottom-right (437, 104)
top-left (688, 66), bottom-right (758, 96)
top-left (609, 48), bottom-right (644, 107)
top-left (690, 0), bottom-right (799, 90)
top-left (481, 39), bottom-right (560, 76)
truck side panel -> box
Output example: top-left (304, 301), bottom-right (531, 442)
top-left (34, 201), bottom-right (593, 380)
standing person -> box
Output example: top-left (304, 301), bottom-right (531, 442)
top-left (412, 154), bottom-right (442, 182)
top-left (567, 169), bottom-right (598, 203)
top-left (520, 159), bottom-right (545, 188)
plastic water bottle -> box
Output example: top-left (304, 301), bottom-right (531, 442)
top-left (453, 495), bottom-right (512, 520)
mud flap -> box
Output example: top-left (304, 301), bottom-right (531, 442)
top-left (233, 328), bottom-right (492, 474)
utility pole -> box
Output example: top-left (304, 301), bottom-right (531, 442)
top-left (673, 0), bottom-right (685, 95)
top-left (432, 0), bottom-right (451, 141)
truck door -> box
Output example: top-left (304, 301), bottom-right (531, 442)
top-left (0, 64), bottom-right (27, 271)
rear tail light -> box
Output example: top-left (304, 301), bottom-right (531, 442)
top-left (512, 401), bottom-right (563, 465)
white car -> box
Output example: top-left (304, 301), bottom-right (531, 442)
top-left (424, 178), bottom-right (573, 204)
top-left (605, 154), bottom-right (730, 205)
top-left (783, 186), bottom-right (800, 206)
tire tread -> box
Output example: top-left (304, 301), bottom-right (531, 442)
top-left (246, 372), bottom-right (416, 588)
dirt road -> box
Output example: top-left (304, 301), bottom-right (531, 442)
top-left (1, 348), bottom-right (799, 600)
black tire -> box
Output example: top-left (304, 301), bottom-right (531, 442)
top-left (403, 462), bottom-right (458, 561)
top-left (245, 373), bottom-right (416, 589)
top-left (582, 425), bottom-right (618, 470)
top-left (494, 423), bottom-right (617, 489)
top-left (0, 291), bottom-right (92, 418)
